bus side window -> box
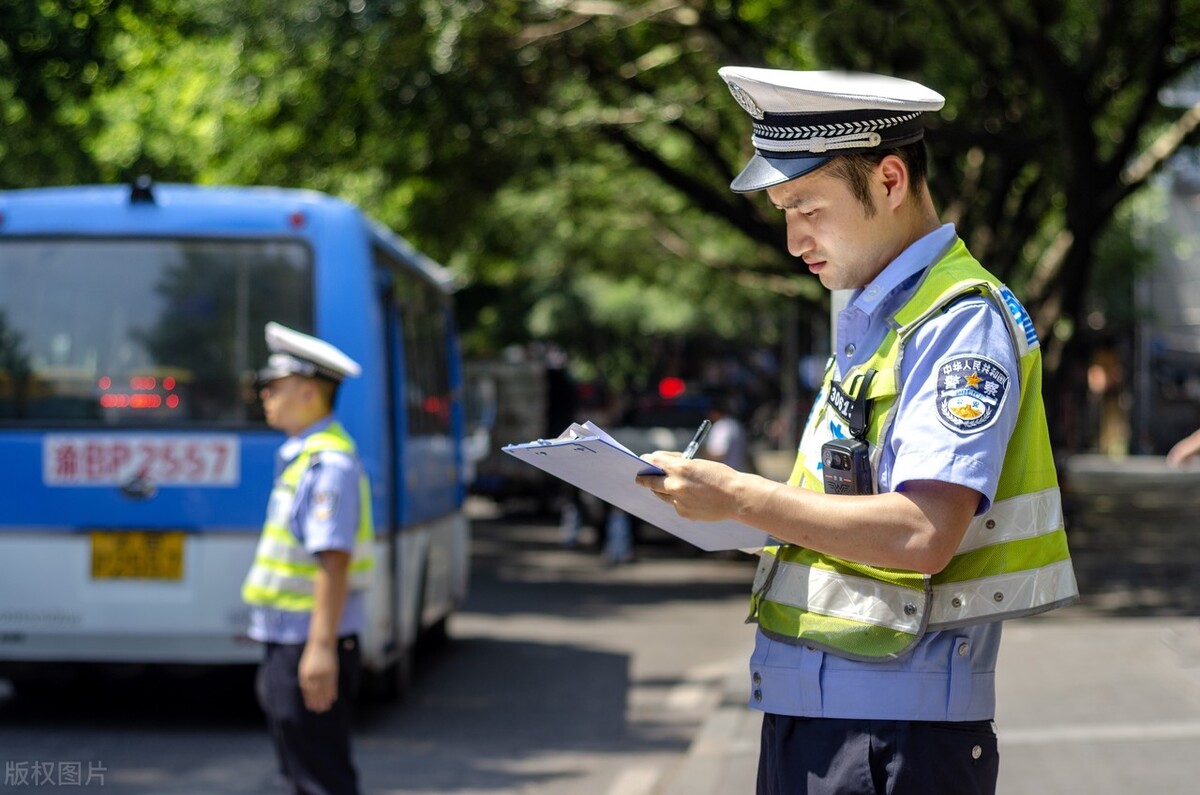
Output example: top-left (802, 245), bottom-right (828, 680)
top-left (375, 247), bottom-right (452, 437)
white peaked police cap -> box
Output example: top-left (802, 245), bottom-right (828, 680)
top-left (718, 67), bottom-right (945, 193)
top-left (257, 322), bottom-right (362, 385)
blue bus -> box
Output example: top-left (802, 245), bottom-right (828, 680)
top-left (0, 180), bottom-right (470, 696)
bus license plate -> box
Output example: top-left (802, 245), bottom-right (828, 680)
top-left (91, 531), bottom-right (185, 580)
top-left (45, 434), bottom-right (240, 486)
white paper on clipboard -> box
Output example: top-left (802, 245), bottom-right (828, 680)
top-left (502, 422), bottom-right (768, 552)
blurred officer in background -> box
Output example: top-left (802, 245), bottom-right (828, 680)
top-left (243, 322), bottom-right (374, 795)
top-left (639, 68), bottom-right (1078, 794)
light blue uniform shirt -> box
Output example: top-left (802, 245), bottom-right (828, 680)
top-left (749, 223), bottom-right (1021, 721)
top-left (248, 416), bottom-right (367, 644)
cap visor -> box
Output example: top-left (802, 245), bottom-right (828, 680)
top-left (730, 152), bottom-right (831, 193)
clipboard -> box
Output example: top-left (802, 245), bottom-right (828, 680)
top-left (502, 423), bottom-right (769, 552)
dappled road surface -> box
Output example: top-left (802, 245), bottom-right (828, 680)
top-left (1, 498), bottom-right (760, 795)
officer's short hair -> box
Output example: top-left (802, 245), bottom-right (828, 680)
top-left (823, 141), bottom-right (929, 217)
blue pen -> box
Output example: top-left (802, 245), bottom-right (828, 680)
top-left (682, 419), bottom-right (713, 460)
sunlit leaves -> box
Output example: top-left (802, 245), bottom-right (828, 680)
top-left (3, 0), bottom-right (1199, 394)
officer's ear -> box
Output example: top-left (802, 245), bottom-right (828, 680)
top-left (877, 154), bottom-right (909, 211)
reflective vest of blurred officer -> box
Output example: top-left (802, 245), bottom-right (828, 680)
top-left (751, 243), bottom-right (1078, 661)
top-left (243, 423), bottom-right (374, 611)
top-left (242, 322), bottom-right (374, 795)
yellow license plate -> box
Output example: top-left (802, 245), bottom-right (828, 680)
top-left (91, 531), bottom-right (185, 580)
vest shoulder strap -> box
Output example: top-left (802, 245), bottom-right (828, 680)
top-left (888, 237), bottom-right (1038, 365)
top-left (892, 239), bottom-right (994, 333)
top-left (281, 422), bottom-right (357, 485)
top-left (301, 421), bottom-right (356, 455)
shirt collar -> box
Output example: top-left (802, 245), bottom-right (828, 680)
top-left (848, 223), bottom-right (957, 317)
top-left (278, 415), bottom-right (335, 463)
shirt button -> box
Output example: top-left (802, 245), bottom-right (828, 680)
top-left (844, 343), bottom-right (856, 357)
top-left (753, 689), bottom-right (763, 703)
top-left (752, 672), bottom-right (762, 686)
top-left (958, 642), bottom-right (970, 657)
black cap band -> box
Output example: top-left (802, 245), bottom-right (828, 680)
top-left (751, 108), bottom-right (925, 154)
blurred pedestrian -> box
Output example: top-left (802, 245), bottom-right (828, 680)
top-left (638, 67), bottom-right (1078, 795)
top-left (603, 507), bottom-right (634, 564)
top-left (243, 323), bottom-right (372, 795)
top-left (703, 394), bottom-right (751, 472)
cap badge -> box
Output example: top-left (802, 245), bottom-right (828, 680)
top-left (727, 81), bottom-right (765, 120)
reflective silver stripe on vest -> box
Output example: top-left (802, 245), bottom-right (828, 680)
top-left (243, 553), bottom-right (375, 596)
top-left (255, 535), bottom-right (376, 590)
top-left (253, 536), bottom-right (311, 567)
top-left (958, 487), bottom-right (1064, 554)
top-left (752, 554), bottom-right (927, 634)
top-left (929, 558), bottom-right (1078, 629)
top-left (243, 566), bottom-right (315, 597)
top-left (253, 536), bottom-right (376, 569)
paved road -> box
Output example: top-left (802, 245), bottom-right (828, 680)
top-left (7, 455), bottom-right (1200, 794)
top-left (0, 499), bottom-right (759, 795)
top-left (996, 615), bottom-right (1200, 794)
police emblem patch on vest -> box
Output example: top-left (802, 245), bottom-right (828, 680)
top-left (934, 354), bottom-right (1010, 433)
top-left (312, 489), bottom-right (339, 522)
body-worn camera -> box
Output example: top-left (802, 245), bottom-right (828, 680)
top-left (820, 368), bottom-right (876, 496)
top-left (822, 437), bottom-right (873, 495)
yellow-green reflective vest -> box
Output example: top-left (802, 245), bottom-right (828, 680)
top-left (242, 422), bottom-right (375, 612)
top-left (750, 239), bottom-right (1078, 661)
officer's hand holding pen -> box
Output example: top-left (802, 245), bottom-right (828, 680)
top-left (636, 420), bottom-right (741, 522)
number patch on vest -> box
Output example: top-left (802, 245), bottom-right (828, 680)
top-left (934, 355), bottom-right (1010, 434)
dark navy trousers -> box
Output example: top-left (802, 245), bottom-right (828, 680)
top-left (256, 636), bottom-right (362, 795)
top-left (757, 714), bottom-right (999, 795)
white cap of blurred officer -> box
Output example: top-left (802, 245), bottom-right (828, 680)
top-left (257, 322), bottom-right (361, 437)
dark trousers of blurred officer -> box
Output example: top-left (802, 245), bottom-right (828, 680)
top-left (256, 636), bottom-right (363, 795)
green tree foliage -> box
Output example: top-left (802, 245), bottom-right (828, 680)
top-left (0, 0), bottom-right (135, 185)
top-left (3, 0), bottom-right (1199, 399)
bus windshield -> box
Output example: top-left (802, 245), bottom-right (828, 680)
top-left (0, 237), bottom-right (313, 426)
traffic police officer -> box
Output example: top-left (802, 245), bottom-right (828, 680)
top-left (638, 68), bottom-right (1078, 794)
top-left (243, 322), bottom-right (374, 795)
